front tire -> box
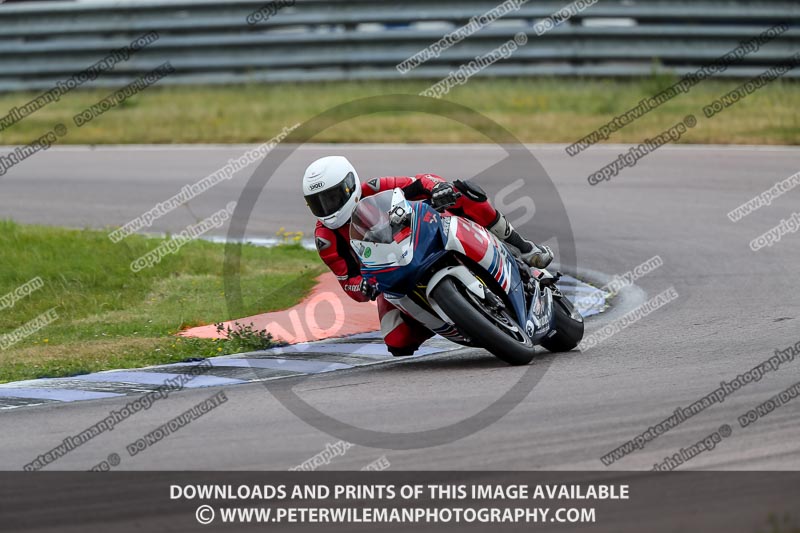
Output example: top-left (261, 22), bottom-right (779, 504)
top-left (540, 294), bottom-right (584, 353)
top-left (431, 277), bottom-right (535, 366)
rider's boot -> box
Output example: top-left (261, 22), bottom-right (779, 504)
top-left (488, 212), bottom-right (554, 268)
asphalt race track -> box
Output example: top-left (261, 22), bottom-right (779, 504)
top-left (0, 144), bottom-right (798, 471)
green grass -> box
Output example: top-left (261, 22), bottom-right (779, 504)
top-left (0, 220), bottom-right (324, 383)
top-left (0, 77), bottom-right (798, 145)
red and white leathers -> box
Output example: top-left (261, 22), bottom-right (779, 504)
top-left (314, 174), bottom-right (502, 356)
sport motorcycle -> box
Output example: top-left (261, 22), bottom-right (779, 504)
top-left (349, 188), bottom-right (584, 365)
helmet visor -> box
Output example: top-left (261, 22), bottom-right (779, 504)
top-left (305, 172), bottom-right (357, 218)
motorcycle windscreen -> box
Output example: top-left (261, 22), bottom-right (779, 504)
top-left (350, 189), bottom-right (414, 267)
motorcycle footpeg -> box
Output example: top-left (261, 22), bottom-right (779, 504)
top-left (536, 270), bottom-right (562, 288)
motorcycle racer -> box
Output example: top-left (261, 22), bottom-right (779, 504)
top-left (302, 155), bottom-right (553, 356)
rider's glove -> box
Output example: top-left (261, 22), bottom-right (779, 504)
top-left (430, 182), bottom-right (461, 210)
top-left (360, 278), bottom-right (380, 301)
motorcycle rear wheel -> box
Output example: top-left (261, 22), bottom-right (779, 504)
top-left (540, 294), bottom-right (584, 353)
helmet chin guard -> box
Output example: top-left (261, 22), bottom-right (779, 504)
top-left (302, 156), bottom-right (361, 229)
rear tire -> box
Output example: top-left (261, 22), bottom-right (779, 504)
top-left (540, 295), bottom-right (584, 353)
top-left (431, 277), bottom-right (535, 366)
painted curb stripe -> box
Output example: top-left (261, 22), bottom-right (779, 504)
top-left (268, 343), bottom-right (447, 358)
top-left (560, 275), bottom-right (606, 317)
top-left (0, 277), bottom-right (606, 410)
top-left (0, 388), bottom-right (124, 402)
top-left (0, 397), bottom-right (56, 410)
top-left (164, 358), bottom-right (354, 373)
top-left (66, 371), bottom-right (246, 388)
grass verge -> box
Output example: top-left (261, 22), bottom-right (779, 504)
top-left (0, 77), bottom-right (798, 145)
top-left (0, 220), bottom-right (324, 383)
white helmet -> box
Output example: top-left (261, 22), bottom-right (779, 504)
top-left (302, 156), bottom-right (361, 229)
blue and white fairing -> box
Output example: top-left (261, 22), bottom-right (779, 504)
top-left (349, 189), bottom-right (461, 339)
top-left (437, 214), bottom-right (553, 341)
top-left (349, 188), bottom-right (554, 344)
top-left (350, 188), bottom-right (448, 296)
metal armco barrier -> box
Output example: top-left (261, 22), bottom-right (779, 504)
top-left (0, 0), bottom-right (798, 91)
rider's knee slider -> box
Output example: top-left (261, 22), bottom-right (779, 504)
top-left (388, 345), bottom-right (418, 357)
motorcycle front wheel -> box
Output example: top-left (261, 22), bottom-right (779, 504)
top-left (431, 277), bottom-right (535, 366)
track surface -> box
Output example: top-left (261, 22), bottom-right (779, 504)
top-left (0, 144), bottom-right (798, 471)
